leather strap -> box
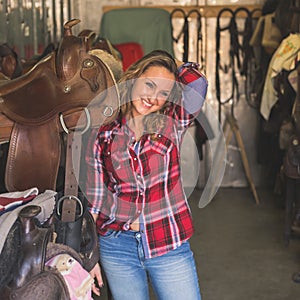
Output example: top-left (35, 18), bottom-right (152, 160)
top-left (64, 130), bottom-right (81, 197)
top-left (62, 130), bottom-right (82, 222)
top-left (62, 107), bottom-right (93, 222)
top-left (60, 197), bottom-right (77, 222)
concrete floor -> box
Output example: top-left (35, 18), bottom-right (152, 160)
top-left (95, 187), bottom-right (300, 300)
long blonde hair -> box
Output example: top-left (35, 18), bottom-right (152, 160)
top-left (118, 50), bottom-right (181, 136)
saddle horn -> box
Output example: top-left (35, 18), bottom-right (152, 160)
top-left (63, 19), bottom-right (81, 36)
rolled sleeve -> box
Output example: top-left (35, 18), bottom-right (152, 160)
top-left (178, 63), bottom-right (208, 115)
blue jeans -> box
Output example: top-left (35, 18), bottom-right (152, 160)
top-left (99, 230), bottom-right (201, 300)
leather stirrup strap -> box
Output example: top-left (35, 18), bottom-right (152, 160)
top-left (62, 130), bottom-right (82, 222)
top-left (61, 108), bottom-right (90, 222)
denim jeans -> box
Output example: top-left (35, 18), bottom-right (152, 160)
top-left (99, 230), bottom-right (201, 300)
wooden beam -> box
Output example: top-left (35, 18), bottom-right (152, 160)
top-left (102, 5), bottom-right (262, 18)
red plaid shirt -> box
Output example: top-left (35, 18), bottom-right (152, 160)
top-left (85, 63), bottom-right (207, 258)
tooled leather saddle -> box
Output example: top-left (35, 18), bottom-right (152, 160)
top-left (0, 18), bottom-right (121, 299)
top-left (0, 18), bottom-right (120, 193)
top-left (1, 202), bottom-right (99, 300)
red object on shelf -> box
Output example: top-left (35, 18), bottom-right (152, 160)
top-left (114, 42), bottom-right (144, 71)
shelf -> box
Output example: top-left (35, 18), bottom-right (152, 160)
top-left (102, 5), bottom-right (262, 18)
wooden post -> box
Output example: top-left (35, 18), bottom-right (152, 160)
top-left (224, 114), bottom-right (260, 204)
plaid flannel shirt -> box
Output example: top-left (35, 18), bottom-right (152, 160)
top-left (85, 63), bottom-right (208, 258)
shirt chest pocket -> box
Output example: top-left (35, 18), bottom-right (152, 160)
top-left (142, 137), bottom-right (175, 178)
top-left (102, 148), bottom-right (136, 183)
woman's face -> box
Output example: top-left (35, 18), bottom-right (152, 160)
top-left (130, 66), bottom-right (175, 117)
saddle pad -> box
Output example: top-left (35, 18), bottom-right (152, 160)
top-left (0, 194), bottom-right (36, 215)
top-left (0, 186), bottom-right (38, 197)
top-left (46, 254), bottom-right (93, 300)
top-left (100, 8), bottom-right (174, 56)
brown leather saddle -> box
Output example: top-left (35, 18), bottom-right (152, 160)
top-left (0, 43), bottom-right (23, 79)
top-left (1, 204), bottom-right (85, 300)
top-left (0, 18), bottom-right (120, 193)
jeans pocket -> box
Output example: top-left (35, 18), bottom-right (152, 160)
top-left (101, 229), bottom-right (116, 238)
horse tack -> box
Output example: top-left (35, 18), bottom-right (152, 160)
top-left (215, 7), bottom-right (258, 122)
top-left (215, 7), bottom-right (261, 205)
top-left (0, 42), bottom-right (56, 80)
top-left (280, 0), bottom-right (300, 246)
top-left (0, 18), bottom-right (120, 193)
top-left (283, 63), bottom-right (300, 179)
top-left (1, 205), bottom-right (74, 299)
top-left (0, 43), bottom-right (23, 79)
top-left (170, 8), bottom-right (204, 68)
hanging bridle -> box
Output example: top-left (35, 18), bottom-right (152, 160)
top-left (170, 8), bottom-right (204, 68)
top-left (215, 7), bottom-right (259, 122)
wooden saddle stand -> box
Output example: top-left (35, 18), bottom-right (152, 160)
top-left (0, 18), bottom-right (120, 299)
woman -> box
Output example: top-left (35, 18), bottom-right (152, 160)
top-left (86, 50), bottom-right (208, 299)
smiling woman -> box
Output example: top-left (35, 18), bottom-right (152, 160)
top-left (85, 49), bottom-right (208, 300)
top-left (131, 68), bottom-right (175, 117)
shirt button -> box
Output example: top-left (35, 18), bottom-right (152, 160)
top-left (139, 192), bottom-right (143, 195)
top-left (137, 210), bottom-right (141, 214)
top-left (107, 152), bottom-right (111, 155)
top-left (123, 223), bottom-right (130, 230)
top-left (134, 157), bottom-right (137, 161)
top-left (136, 174), bottom-right (141, 178)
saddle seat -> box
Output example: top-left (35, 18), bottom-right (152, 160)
top-left (0, 45), bottom-right (117, 125)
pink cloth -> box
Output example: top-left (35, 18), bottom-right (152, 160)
top-left (46, 254), bottom-right (93, 300)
